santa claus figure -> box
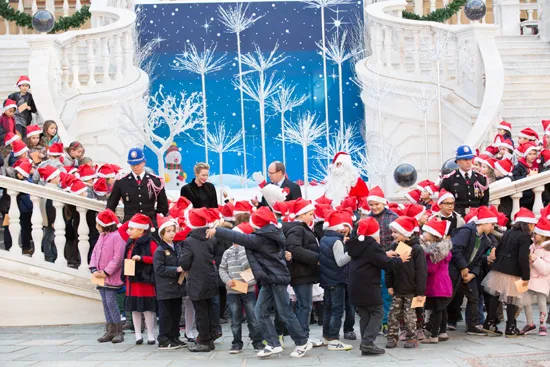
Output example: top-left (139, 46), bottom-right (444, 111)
top-left (324, 151), bottom-right (368, 206)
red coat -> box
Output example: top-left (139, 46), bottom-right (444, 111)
top-left (0, 114), bottom-right (16, 135)
top-left (125, 237), bottom-right (158, 297)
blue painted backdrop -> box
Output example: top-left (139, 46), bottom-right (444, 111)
top-left (136, 0), bottom-right (365, 187)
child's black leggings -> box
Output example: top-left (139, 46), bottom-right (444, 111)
top-left (429, 309), bottom-right (448, 337)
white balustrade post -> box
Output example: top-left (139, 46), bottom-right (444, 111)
top-left (383, 26), bottom-right (393, 70)
top-left (71, 42), bottom-right (81, 89)
top-left (399, 29), bottom-right (406, 72)
top-left (31, 0), bottom-right (37, 14)
top-left (17, 0), bottom-right (24, 34)
top-left (414, 0), bottom-right (423, 15)
top-left (114, 34), bottom-right (124, 81)
top-left (414, 30), bottom-right (421, 72)
top-left (76, 0), bottom-right (82, 11)
top-left (500, 0), bottom-right (521, 35)
top-left (490, 199), bottom-right (501, 211)
top-left (532, 185), bottom-right (545, 216)
top-left (86, 39), bottom-right (97, 87)
top-left (4, 19), bottom-right (10, 36)
top-left (7, 190), bottom-right (21, 255)
top-left (430, 0), bottom-right (437, 12)
top-left (53, 201), bottom-right (67, 267)
top-left (123, 30), bottom-right (133, 78)
top-left (30, 195), bottom-right (43, 248)
top-left (102, 37), bottom-right (111, 84)
top-left (374, 24), bottom-right (384, 68)
top-left (76, 207), bottom-right (90, 269)
top-left (511, 192), bottom-right (523, 219)
top-left (63, 0), bottom-right (69, 17)
top-left (457, 9), bottom-right (462, 24)
top-left (62, 46), bottom-right (70, 90)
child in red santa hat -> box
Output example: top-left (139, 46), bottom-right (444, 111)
top-left (8, 76), bottom-right (37, 137)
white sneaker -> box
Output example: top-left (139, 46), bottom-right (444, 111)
top-left (257, 345), bottom-right (283, 358)
top-left (308, 338), bottom-right (323, 347)
top-left (322, 337), bottom-right (331, 345)
top-left (327, 340), bottom-right (353, 351)
top-left (290, 341), bottom-right (312, 358)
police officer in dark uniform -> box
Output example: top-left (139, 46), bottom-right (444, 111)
top-left (107, 147), bottom-right (169, 225)
top-left (439, 144), bottom-right (490, 217)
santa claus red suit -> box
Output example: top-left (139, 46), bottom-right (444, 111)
top-left (324, 152), bottom-right (368, 206)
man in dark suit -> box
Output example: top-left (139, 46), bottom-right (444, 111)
top-left (259, 161), bottom-right (302, 207)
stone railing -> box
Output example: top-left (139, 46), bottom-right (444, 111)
top-left (495, 0), bottom-right (540, 35)
top-left (1, 0), bottom-right (91, 35)
top-left (0, 175), bottom-right (122, 272)
top-left (26, 4), bottom-right (137, 142)
top-left (489, 170), bottom-right (550, 218)
top-left (409, 0), bottom-right (494, 24)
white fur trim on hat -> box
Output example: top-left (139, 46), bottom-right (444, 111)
top-left (404, 193), bottom-right (417, 204)
top-left (46, 169), bottom-right (60, 182)
top-left (96, 218), bottom-right (116, 227)
top-left (3, 103), bottom-right (16, 113)
top-left (534, 227), bottom-right (550, 237)
top-left (14, 166), bottom-right (29, 178)
top-left (494, 161), bottom-right (513, 177)
top-left (325, 222), bottom-right (352, 231)
top-left (437, 192), bottom-right (454, 205)
top-left (358, 230), bottom-right (379, 242)
top-left (295, 203), bottom-right (316, 218)
top-left (13, 146), bottom-right (28, 157)
top-left (367, 195), bottom-right (386, 205)
top-left (159, 219), bottom-right (177, 233)
top-left (422, 225), bottom-right (443, 239)
top-left (389, 222), bottom-right (414, 238)
top-left (129, 221), bottom-right (150, 230)
top-left (475, 217), bottom-right (498, 224)
top-left (514, 216), bottom-right (538, 224)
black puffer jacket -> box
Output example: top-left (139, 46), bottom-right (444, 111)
top-left (153, 241), bottom-right (184, 300)
top-left (491, 227), bottom-right (531, 281)
top-left (215, 224), bottom-right (291, 286)
top-left (283, 221), bottom-right (320, 286)
top-left (385, 236), bottom-right (427, 296)
top-left (179, 228), bottom-right (219, 301)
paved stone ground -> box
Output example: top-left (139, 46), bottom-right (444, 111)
top-left (1, 313), bottom-right (550, 367)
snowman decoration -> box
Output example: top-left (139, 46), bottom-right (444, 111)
top-left (164, 143), bottom-right (186, 191)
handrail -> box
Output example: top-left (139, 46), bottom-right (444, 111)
top-left (489, 170), bottom-right (550, 201)
top-left (0, 176), bottom-right (122, 216)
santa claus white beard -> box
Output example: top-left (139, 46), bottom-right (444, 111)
top-left (324, 163), bottom-right (359, 206)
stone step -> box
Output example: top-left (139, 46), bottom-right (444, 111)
top-left (496, 35), bottom-right (539, 42)
top-left (504, 74), bottom-right (550, 82)
top-left (502, 106), bottom-right (550, 118)
top-left (503, 97), bottom-right (550, 107)
top-left (501, 54), bottom-right (550, 63)
top-left (503, 60), bottom-right (550, 69)
top-left (503, 87), bottom-right (550, 99)
top-left (504, 66), bottom-right (550, 75)
top-left (499, 47), bottom-right (550, 56)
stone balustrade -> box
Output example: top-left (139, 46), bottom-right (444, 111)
top-left (0, 175), bottom-right (123, 272)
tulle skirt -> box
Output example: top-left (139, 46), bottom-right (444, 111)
top-left (481, 270), bottom-right (524, 306)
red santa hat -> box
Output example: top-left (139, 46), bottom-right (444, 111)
top-left (70, 179), bottom-right (88, 196)
top-left (184, 208), bottom-right (214, 229)
top-left (129, 213), bottom-right (154, 231)
top-left (498, 138), bottom-right (514, 151)
top-left (59, 173), bottom-right (76, 191)
top-left (367, 186), bottom-right (386, 205)
top-left (494, 158), bottom-right (514, 176)
top-left (437, 189), bottom-right (454, 206)
top-left (519, 127), bottom-right (539, 142)
top-left (3, 98), bottom-right (17, 113)
top-left (289, 198), bottom-right (316, 219)
top-left (542, 120), bottom-right (550, 134)
top-left (540, 149), bottom-right (550, 167)
top-left (169, 196), bottom-right (193, 217)
top-left (347, 177), bottom-right (369, 198)
top-left (358, 197), bottom-right (370, 215)
top-left (431, 203), bottom-right (440, 213)
top-left (93, 178), bottom-right (109, 197)
top-left (356, 217), bottom-right (380, 242)
top-left (417, 179), bottom-right (437, 195)
top-left (97, 164), bottom-right (117, 179)
top-left (4, 132), bottom-right (20, 146)
top-left (534, 216), bottom-right (550, 237)
top-left (272, 200), bottom-right (291, 216)
top-left (332, 151), bottom-right (352, 165)
top-left (233, 222), bottom-right (254, 234)
top-left (464, 207), bottom-right (479, 224)
top-left (314, 203), bottom-right (331, 221)
top-left (13, 159), bottom-right (32, 178)
top-left (389, 216), bottom-right (418, 238)
top-left (250, 206), bottom-right (281, 229)
top-left (474, 154), bottom-right (491, 166)
top-left (404, 189), bottom-right (421, 204)
top-left (48, 143), bottom-right (64, 157)
top-left (387, 202), bottom-right (405, 216)
top-left (315, 195), bottom-right (333, 206)
top-left (26, 125), bottom-right (41, 138)
top-left (12, 140), bottom-right (28, 157)
top-left (516, 141), bottom-right (539, 158)
top-left (77, 164), bottom-right (96, 181)
top-left (339, 196), bottom-right (359, 213)
top-left (496, 211), bottom-right (509, 229)
top-left (64, 165), bottom-right (78, 175)
top-left (174, 226), bottom-right (192, 242)
top-left (16, 75), bottom-right (31, 87)
top-left (496, 120), bottom-right (512, 133)
top-left (323, 209), bottom-right (354, 231)
top-left (220, 202), bottom-right (235, 221)
top-left (157, 214), bottom-right (178, 233)
top-left (475, 206), bottom-right (498, 224)
top-left (484, 145), bottom-right (499, 158)
top-left (96, 209), bottom-right (120, 228)
top-left (234, 200), bottom-right (256, 215)
top-left (405, 204), bottom-right (426, 221)
top-left (422, 218), bottom-right (450, 239)
top-left (513, 207), bottom-right (537, 224)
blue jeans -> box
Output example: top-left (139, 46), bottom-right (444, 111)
top-left (323, 284), bottom-right (346, 340)
top-left (255, 284), bottom-right (307, 347)
top-left (211, 295), bottom-right (222, 335)
top-left (381, 271), bottom-right (392, 325)
top-left (227, 292), bottom-right (262, 347)
top-left (42, 226), bottom-right (57, 263)
top-left (293, 283), bottom-right (313, 338)
top-left (344, 287), bottom-right (356, 333)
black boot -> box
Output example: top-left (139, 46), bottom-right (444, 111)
top-left (504, 322), bottom-right (523, 338)
top-left (482, 320), bottom-right (503, 337)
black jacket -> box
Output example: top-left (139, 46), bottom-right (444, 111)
top-left (450, 222), bottom-right (493, 280)
top-left (260, 178), bottom-right (302, 207)
top-left (491, 227), bottom-right (531, 281)
top-left (215, 224), bottom-right (291, 286)
top-left (153, 241), bottom-right (184, 300)
top-left (348, 236), bottom-right (402, 306)
top-left (124, 234), bottom-right (156, 284)
top-left (313, 221), bottom-right (324, 242)
top-left (385, 237), bottom-right (427, 296)
top-left (179, 228), bottom-right (219, 301)
top-left (282, 221), bottom-right (320, 286)
top-left (512, 162), bottom-right (535, 209)
top-left (180, 180), bottom-right (218, 209)
top-left (439, 170), bottom-right (489, 216)
top-left (107, 173), bottom-right (169, 223)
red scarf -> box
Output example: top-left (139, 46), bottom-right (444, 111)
top-left (519, 157), bottom-right (539, 172)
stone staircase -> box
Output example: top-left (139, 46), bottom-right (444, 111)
top-left (498, 35), bottom-right (550, 132)
top-left (0, 45), bottom-right (31, 100)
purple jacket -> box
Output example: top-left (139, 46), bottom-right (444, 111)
top-left (89, 231), bottom-right (125, 287)
top-left (423, 238), bottom-right (453, 298)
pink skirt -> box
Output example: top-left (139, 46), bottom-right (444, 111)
top-left (481, 270), bottom-right (524, 306)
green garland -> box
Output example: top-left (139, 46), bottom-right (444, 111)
top-left (0, 1), bottom-right (91, 33)
top-left (402, 0), bottom-right (467, 23)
